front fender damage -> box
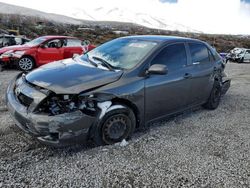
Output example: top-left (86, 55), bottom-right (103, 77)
top-left (35, 92), bottom-right (128, 146)
top-left (97, 101), bottom-right (126, 119)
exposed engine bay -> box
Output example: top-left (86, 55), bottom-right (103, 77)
top-left (37, 94), bottom-right (98, 116)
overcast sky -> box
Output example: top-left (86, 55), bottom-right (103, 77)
top-left (0, 0), bottom-right (250, 34)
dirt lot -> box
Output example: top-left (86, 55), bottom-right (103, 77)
top-left (0, 63), bottom-right (250, 187)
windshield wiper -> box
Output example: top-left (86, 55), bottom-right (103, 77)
top-left (92, 56), bottom-right (115, 71)
top-left (85, 54), bottom-right (98, 67)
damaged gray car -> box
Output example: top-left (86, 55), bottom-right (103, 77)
top-left (6, 36), bottom-right (231, 147)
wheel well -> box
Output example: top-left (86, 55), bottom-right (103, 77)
top-left (20, 55), bottom-right (36, 67)
top-left (214, 71), bottom-right (222, 82)
top-left (111, 98), bottom-right (140, 128)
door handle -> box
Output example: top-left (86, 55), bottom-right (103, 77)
top-left (184, 73), bottom-right (192, 79)
top-left (193, 61), bottom-right (200, 65)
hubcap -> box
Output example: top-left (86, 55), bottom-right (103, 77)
top-left (19, 58), bottom-right (33, 71)
top-left (103, 115), bottom-right (128, 143)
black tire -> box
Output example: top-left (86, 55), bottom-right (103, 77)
top-left (0, 64), bottom-right (3, 72)
top-left (93, 106), bottom-right (136, 146)
top-left (17, 56), bottom-right (35, 71)
top-left (203, 81), bottom-right (222, 110)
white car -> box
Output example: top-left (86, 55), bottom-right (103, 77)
top-left (227, 48), bottom-right (250, 63)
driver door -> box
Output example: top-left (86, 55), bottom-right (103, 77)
top-left (37, 39), bottom-right (64, 65)
top-left (145, 43), bottom-right (191, 122)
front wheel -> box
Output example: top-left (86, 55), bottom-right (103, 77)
top-left (203, 81), bottom-right (222, 110)
top-left (17, 57), bottom-right (35, 71)
top-left (93, 106), bottom-right (136, 146)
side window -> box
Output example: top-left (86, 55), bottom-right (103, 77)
top-left (246, 50), bottom-right (250, 54)
top-left (189, 43), bottom-right (210, 64)
top-left (3, 37), bottom-right (9, 46)
top-left (15, 37), bottom-right (22, 45)
top-left (66, 39), bottom-right (82, 47)
top-left (9, 37), bottom-right (16, 45)
top-left (151, 43), bottom-right (187, 71)
top-left (44, 39), bottom-right (62, 48)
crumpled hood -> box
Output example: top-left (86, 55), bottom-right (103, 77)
top-left (25, 58), bottom-right (123, 94)
top-left (0, 44), bottom-right (32, 54)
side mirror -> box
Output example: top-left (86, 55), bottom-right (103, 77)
top-left (147, 64), bottom-right (168, 75)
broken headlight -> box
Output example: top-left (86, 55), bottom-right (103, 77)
top-left (0, 50), bottom-right (14, 58)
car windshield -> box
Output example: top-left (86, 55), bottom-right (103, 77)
top-left (25, 37), bottom-right (47, 47)
top-left (81, 38), bottom-right (158, 69)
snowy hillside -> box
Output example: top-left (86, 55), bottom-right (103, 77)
top-left (0, 2), bottom-right (200, 33)
top-left (0, 2), bottom-right (82, 24)
top-left (70, 6), bottom-right (200, 33)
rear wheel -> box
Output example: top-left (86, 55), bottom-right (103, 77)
top-left (17, 57), bottom-right (35, 71)
top-left (203, 81), bottom-right (222, 110)
top-left (93, 106), bottom-right (136, 146)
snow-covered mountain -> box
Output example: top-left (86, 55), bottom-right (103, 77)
top-left (0, 2), bottom-right (200, 33)
top-left (69, 6), bottom-right (201, 33)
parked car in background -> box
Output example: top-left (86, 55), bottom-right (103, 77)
top-left (0, 34), bottom-right (30, 48)
top-left (226, 47), bottom-right (250, 63)
top-left (6, 36), bottom-right (231, 147)
top-left (0, 36), bottom-right (95, 71)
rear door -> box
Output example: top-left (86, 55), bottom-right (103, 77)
top-left (63, 39), bottom-right (83, 59)
top-left (37, 39), bottom-right (64, 65)
top-left (186, 42), bottom-right (214, 105)
top-left (145, 43), bottom-right (191, 122)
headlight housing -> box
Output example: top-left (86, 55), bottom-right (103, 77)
top-left (13, 51), bottom-right (26, 58)
top-left (3, 50), bottom-right (13, 55)
top-left (0, 50), bottom-right (14, 58)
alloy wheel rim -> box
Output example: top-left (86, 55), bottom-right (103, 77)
top-left (19, 58), bottom-right (33, 71)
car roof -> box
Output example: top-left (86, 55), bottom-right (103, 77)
top-left (42, 35), bottom-right (78, 40)
top-left (121, 35), bottom-right (204, 44)
top-left (0, 34), bottom-right (29, 39)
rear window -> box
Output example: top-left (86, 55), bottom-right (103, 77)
top-left (210, 47), bottom-right (222, 61)
top-left (189, 43), bottom-right (210, 64)
top-left (66, 39), bottom-right (82, 47)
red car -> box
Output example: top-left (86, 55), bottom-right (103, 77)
top-left (0, 36), bottom-right (95, 71)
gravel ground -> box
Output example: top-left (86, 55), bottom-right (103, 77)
top-left (0, 63), bottom-right (250, 187)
